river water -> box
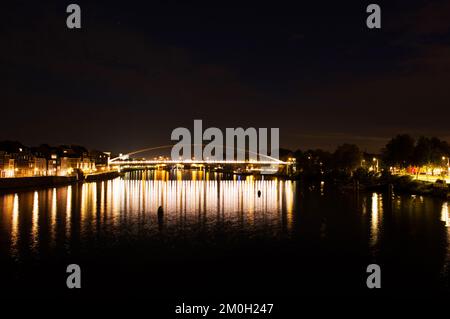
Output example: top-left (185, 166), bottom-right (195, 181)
top-left (0, 170), bottom-right (448, 298)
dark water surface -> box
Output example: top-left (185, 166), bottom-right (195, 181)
top-left (0, 170), bottom-right (449, 298)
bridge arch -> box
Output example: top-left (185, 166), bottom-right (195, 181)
top-left (109, 144), bottom-right (286, 164)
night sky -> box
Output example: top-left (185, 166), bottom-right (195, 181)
top-left (1, 0), bottom-right (450, 154)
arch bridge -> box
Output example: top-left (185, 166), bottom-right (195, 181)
top-left (107, 145), bottom-right (296, 174)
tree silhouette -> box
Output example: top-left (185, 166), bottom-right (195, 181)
top-left (333, 144), bottom-right (361, 171)
top-left (381, 134), bottom-right (415, 168)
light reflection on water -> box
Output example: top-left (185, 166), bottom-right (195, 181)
top-left (0, 172), bottom-right (448, 292)
top-left (370, 192), bottom-right (382, 251)
top-left (442, 201), bottom-right (450, 280)
top-left (442, 202), bottom-right (449, 227)
top-left (0, 172), bottom-right (296, 261)
top-left (367, 191), bottom-right (450, 284)
top-left (31, 191), bottom-right (39, 253)
top-left (11, 194), bottom-right (19, 260)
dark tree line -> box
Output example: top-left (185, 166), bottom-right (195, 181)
top-left (281, 143), bottom-right (364, 173)
top-left (381, 134), bottom-right (450, 168)
top-left (280, 134), bottom-right (450, 175)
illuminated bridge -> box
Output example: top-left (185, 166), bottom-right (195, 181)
top-left (109, 159), bottom-right (289, 165)
top-left (107, 145), bottom-right (296, 174)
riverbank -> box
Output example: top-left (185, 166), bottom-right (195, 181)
top-left (0, 175), bottom-right (77, 192)
top-left (341, 174), bottom-right (449, 198)
top-left (377, 175), bottom-right (449, 198)
top-left (0, 170), bottom-right (121, 193)
top-left (292, 169), bottom-right (450, 199)
top-left (84, 170), bottom-right (120, 182)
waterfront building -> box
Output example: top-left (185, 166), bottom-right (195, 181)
top-left (0, 152), bottom-right (14, 178)
top-left (0, 141), bottom-right (107, 178)
top-left (33, 157), bottom-right (47, 176)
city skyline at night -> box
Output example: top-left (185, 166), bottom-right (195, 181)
top-left (1, 0), bottom-right (449, 306)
